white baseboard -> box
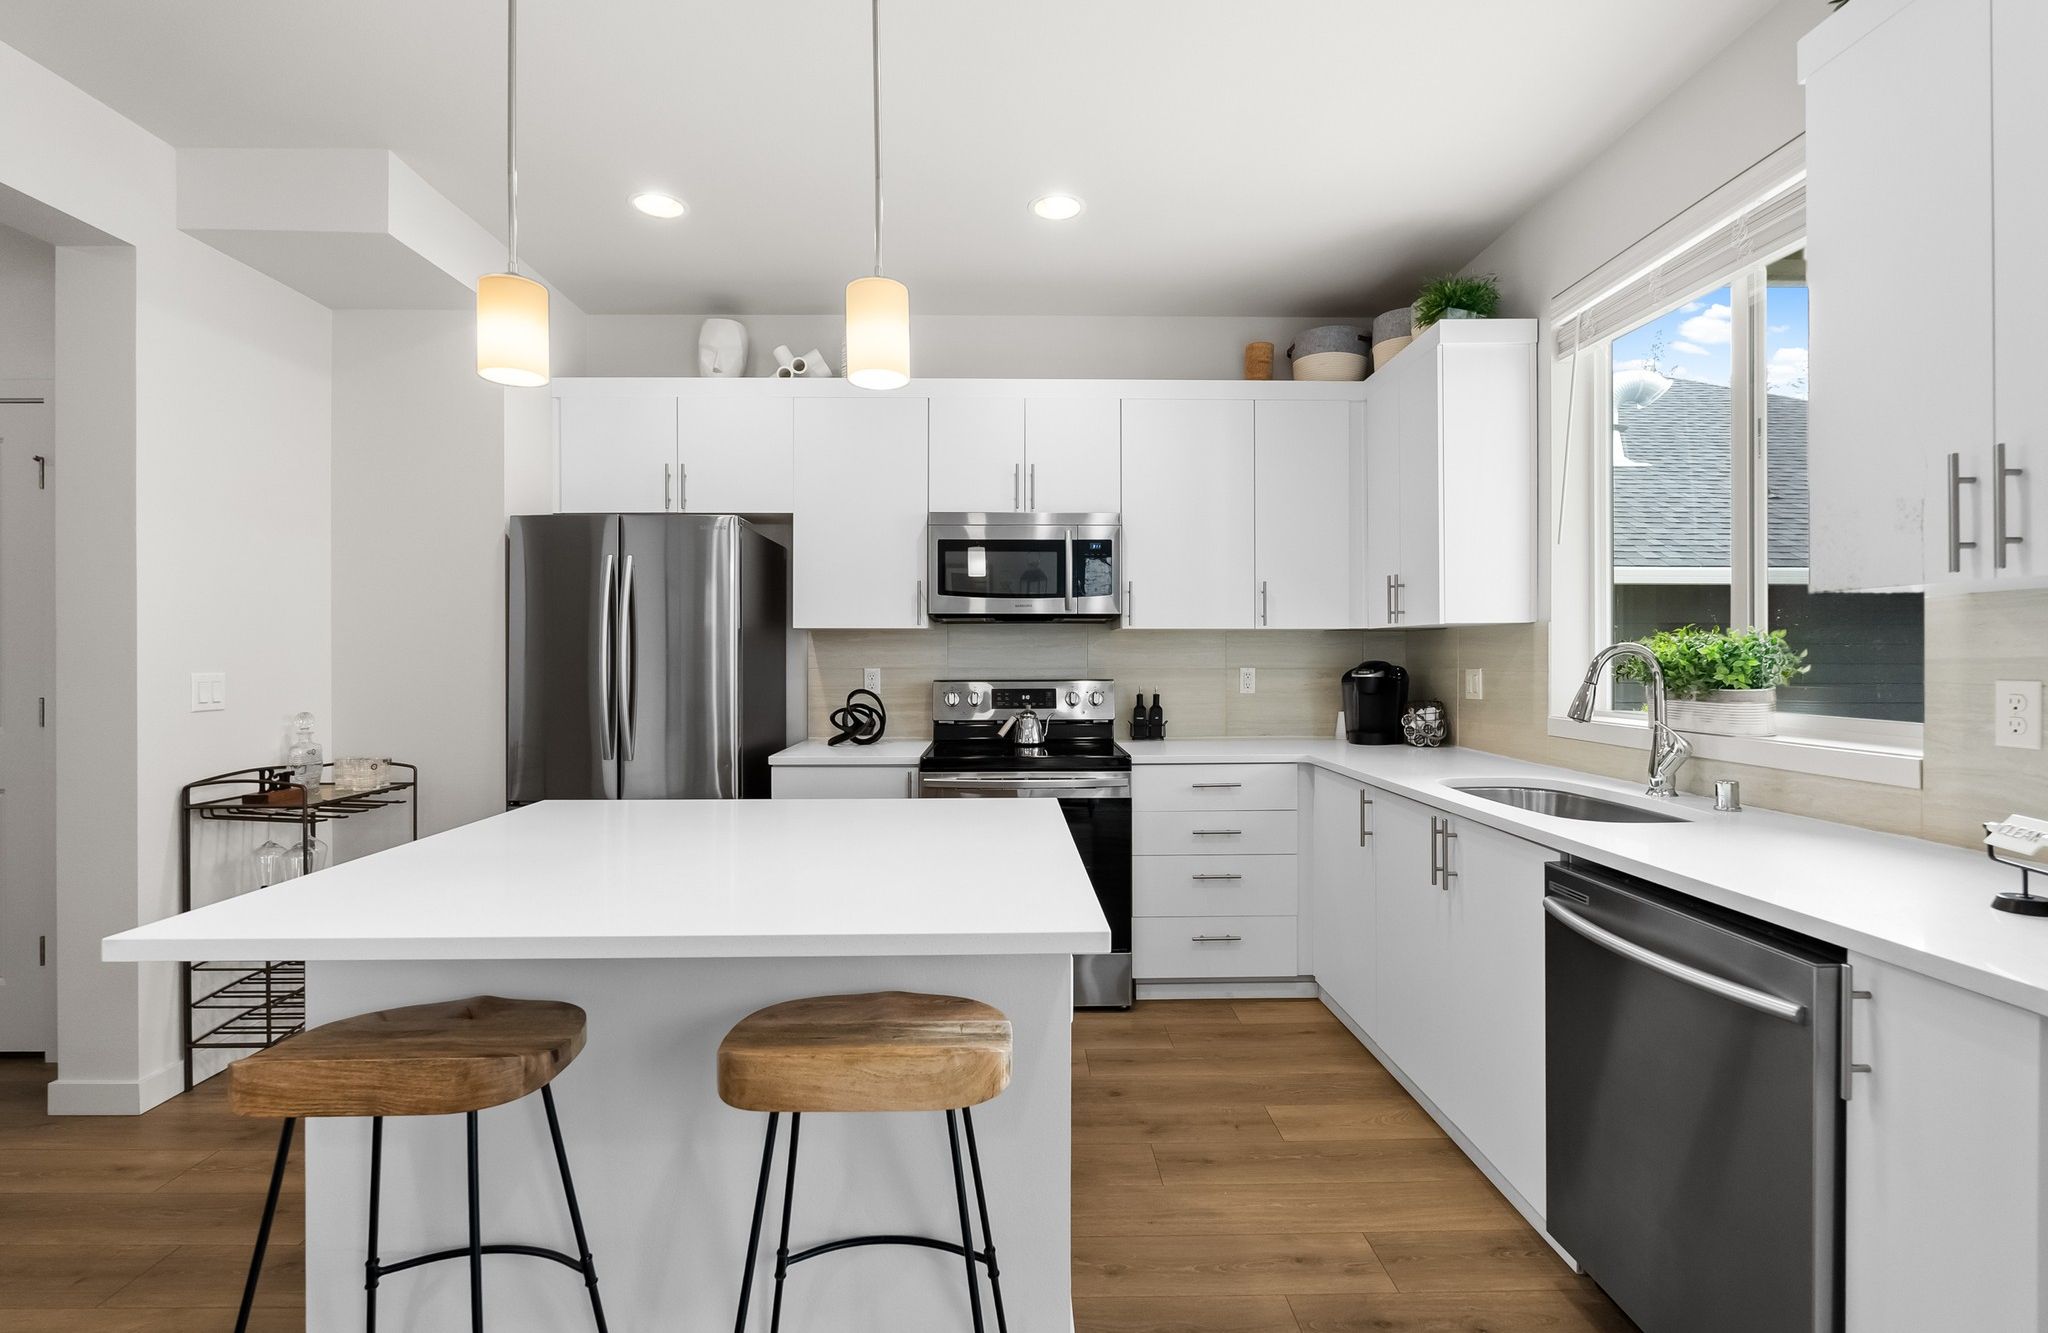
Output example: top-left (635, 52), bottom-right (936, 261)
top-left (1136, 978), bottom-right (1318, 1001)
top-left (45, 1059), bottom-right (185, 1116)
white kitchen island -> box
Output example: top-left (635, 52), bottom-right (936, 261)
top-left (105, 799), bottom-right (1109, 1333)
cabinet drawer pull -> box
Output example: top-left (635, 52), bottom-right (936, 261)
top-left (1995, 441), bottom-right (2025, 569)
top-left (1949, 451), bottom-right (1980, 573)
top-left (1359, 792), bottom-right (1373, 845)
top-left (1190, 782), bottom-right (1242, 790)
top-left (1191, 829), bottom-right (1242, 837)
top-left (1191, 934), bottom-right (1243, 943)
top-left (1190, 873), bottom-right (1243, 881)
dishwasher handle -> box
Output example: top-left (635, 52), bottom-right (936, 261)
top-left (1544, 896), bottom-right (1807, 1024)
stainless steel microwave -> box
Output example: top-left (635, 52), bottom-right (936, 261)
top-left (926, 513), bottom-right (1122, 622)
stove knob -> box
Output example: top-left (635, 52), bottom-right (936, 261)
top-left (1088, 690), bottom-right (1106, 707)
top-left (967, 690), bottom-right (984, 707)
top-left (1065, 689), bottom-right (1081, 707)
top-left (943, 691), bottom-right (962, 708)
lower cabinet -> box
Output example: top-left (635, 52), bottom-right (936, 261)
top-left (1844, 952), bottom-right (2045, 1332)
top-left (1133, 764), bottom-right (1301, 981)
top-left (770, 765), bottom-right (917, 799)
top-left (1308, 771), bottom-right (1376, 1028)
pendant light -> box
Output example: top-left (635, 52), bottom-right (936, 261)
top-left (477, 0), bottom-right (549, 387)
top-left (845, 0), bottom-right (909, 390)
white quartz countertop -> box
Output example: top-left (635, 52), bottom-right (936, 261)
top-left (104, 799), bottom-right (1109, 963)
top-left (769, 740), bottom-right (929, 766)
top-left (1125, 738), bottom-right (2048, 1017)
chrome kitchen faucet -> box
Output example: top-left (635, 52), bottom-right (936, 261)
top-left (1565, 643), bottom-right (1693, 798)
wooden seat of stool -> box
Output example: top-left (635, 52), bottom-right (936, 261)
top-left (230, 994), bottom-right (587, 1119)
top-left (717, 991), bottom-right (1012, 1113)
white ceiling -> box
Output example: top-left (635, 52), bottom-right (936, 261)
top-left (0, 1), bottom-right (1779, 316)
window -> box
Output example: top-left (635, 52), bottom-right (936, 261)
top-left (1593, 246), bottom-right (1924, 730)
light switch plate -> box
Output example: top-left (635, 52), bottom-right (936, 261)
top-left (190, 672), bottom-right (226, 712)
top-left (1996, 680), bottom-right (2041, 750)
top-left (1464, 668), bottom-right (1485, 700)
top-left (862, 667), bottom-right (881, 693)
top-left (1239, 667), bottom-right (1256, 694)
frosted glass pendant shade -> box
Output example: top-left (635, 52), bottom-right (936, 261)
top-left (845, 275), bottom-right (910, 390)
top-left (477, 272), bottom-right (550, 386)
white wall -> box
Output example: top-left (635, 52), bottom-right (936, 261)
top-left (1, 37), bottom-right (335, 1112)
top-left (0, 222), bottom-right (54, 377)
top-left (584, 313), bottom-right (1371, 379)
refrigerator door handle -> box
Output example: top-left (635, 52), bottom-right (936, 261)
top-left (618, 553), bottom-right (637, 761)
top-left (597, 551), bottom-right (616, 761)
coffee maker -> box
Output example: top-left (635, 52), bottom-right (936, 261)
top-left (1342, 661), bottom-right (1409, 745)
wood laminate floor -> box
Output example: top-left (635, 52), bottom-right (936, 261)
top-left (2, 999), bottom-right (1635, 1331)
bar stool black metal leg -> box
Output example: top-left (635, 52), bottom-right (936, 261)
top-left (235, 1116), bottom-right (296, 1333)
top-left (365, 1116), bottom-right (384, 1333)
top-left (733, 1112), bottom-right (780, 1333)
top-left (945, 1110), bottom-right (987, 1333)
top-left (960, 1107), bottom-right (1008, 1333)
top-left (541, 1085), bottom-right (610, 1333)
top-left (768, 1112), bottom-right (802, 1333)
top-left (466, 1111), bottom-right (484, 1333)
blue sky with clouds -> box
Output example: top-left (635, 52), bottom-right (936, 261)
top-left (1611, 281), bottom-right (1809, 399)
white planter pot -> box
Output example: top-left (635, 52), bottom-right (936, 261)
top-left (1666, 688), bottom-right (1777, 738)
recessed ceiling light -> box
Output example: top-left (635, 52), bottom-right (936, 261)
top-left (631, 192), bottom-right (688, 219)
top-left (1030, 193), bottom-right (1085, 221)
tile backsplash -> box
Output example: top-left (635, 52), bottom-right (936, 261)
top-left (807, 627), bottom-right (1406, 740)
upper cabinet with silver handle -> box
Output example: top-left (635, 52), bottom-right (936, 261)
top-left (1949, 452), bottom-right (1979, 574)
top-left (1994, 441), bottom-right (2025, 569)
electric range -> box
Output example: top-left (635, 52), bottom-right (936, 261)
top-left (918, 679), bottom-right (1132, 1008)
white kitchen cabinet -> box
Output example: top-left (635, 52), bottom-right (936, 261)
top-left (1357, 321), bottom-right (1536, 627)
top-left (557, 395), bottom-right (675, 513)
top-left (1369, 790), bottom-right (1452, 1096)
top-left (792, 396), bottom-right (928, 629)
top-left (1843, 952), bottom-right (2044, 1331)
top-left (928, 397), bottom-right (1025, 513)
top-left (1801, 0), bottom-right (1998, 590)
top-left (1133, 762), bottom-right (1300, 983)
top-left (771, 765), bottom-right (918, 799)
top-left (1992, 0), bottom-right (2048, 582)
top-left (675, 397), bottom-right (794, 513)
top-left (1120, 399), bottom-right (1256, 628)
top-left (1308, 771), bottom-right (1375, 1028)
top-left (1254, 400), bottom-right (1353, 628)
top-left (1026, 397), bottom-right (1121, 513)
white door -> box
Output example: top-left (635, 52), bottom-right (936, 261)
top-left (1993, 0), bottom-right (2048, 580)
top-left (1254, 399), bottom-right (1353, 628)
top-left (1024, 397), bottom-right (1121, 512)
top-left (792, 396), bottom-right (928, 629)
top-left (1370, 791), bottom-right (1450, 1101)
top-left (557, 394), bottom-right (677, 513)
top-left (1309, 773), bottom-right (1376, 1028)
top-left (928, 397), bottom-right (1023, 513)
top-left (1803, 0), bottom-right (1994, 590)
top-left (1361, 382), bottom-right (1401, 629)
top-left (676, 397), bottom-right (793, 513)
top-left (1439, 817), bottom-right (1550, 1213)
top-left (0, 396), bottom-right (55, 1055)
top-left (1393, 347), bottom-right (1444, 627)
top-left (1120, 399), bottom-right (1254, 628)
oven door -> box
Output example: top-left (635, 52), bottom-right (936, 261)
top-left (927, 518), bottom-right (1074, 619)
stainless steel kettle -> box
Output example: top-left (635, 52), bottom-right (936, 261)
top-left (997, 707), bottom-right (1049, 747)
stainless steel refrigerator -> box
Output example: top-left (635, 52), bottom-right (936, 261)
top-left (508, 514), bottom-right (788, 802)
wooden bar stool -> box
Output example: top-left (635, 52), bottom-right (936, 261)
top-left (228, 994), bottom-right (608, 1333)
top-left (719, 991), bottom-right (1014, 1333)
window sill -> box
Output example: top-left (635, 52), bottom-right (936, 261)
top-left (1544, 715), bottom-right (1923, 790)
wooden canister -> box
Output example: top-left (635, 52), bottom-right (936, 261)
top-left (1244, 341), bottom-right (1274, 380)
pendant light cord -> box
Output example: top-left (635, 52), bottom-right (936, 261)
top-left (870, 0), bottom-right (884, 278)
top-left (506, 0), bottom-right (520, 275)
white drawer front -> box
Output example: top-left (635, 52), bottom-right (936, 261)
top-left (1134, 810), bottom-right (1297, 856)
top-left (771, 766), bottom-right (916, 799)
top-left (1134, 916), bottom-right (1300, 980)
top-left (1134, 764), bottom-right (1298, 812)
top-left (1134, 854), bottom-right (1298, 917)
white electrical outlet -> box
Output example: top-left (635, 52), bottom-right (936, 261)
top-left (1239, 667), bottom-right (1257, 694)
top-left (1996, 680), bottom-right (2042, 750)
top-left (1464, 668), bottom-right (1485, 700)
top-left (190, 672), bottom-right (226, 712)
top-left (862, 667), bottom-right (882, 693)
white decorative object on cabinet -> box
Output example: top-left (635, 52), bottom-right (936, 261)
top-left (1357, 320), bottom-right (1537, 628)
top-left (792, 396), bottom-right (928, 629)
top-left (557, 394), bottom-right (675, 513)
top-left (1120, 399), bottom-right (1256, 629)
top-left (1254, 399), bottom-right (1354, 628)
top-left (698, 318), bottom-right (747, 377)
top-left (1842, 951), bottom-right (2043, 1331)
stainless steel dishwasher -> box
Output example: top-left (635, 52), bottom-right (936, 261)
top-left (1545, 860), bottom-right (1847, 1333)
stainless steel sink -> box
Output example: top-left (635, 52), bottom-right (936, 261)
top-left (1449, 784), bottom-right (1689, 824)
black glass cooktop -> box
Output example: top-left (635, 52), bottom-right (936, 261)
top-left (921, 720), bottom-right (1130, 774)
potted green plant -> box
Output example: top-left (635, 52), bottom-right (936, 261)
top-left (1411, 273), bottom-right (1502, 329)
top-left (1614, 625), bottom-right (1809, 737)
